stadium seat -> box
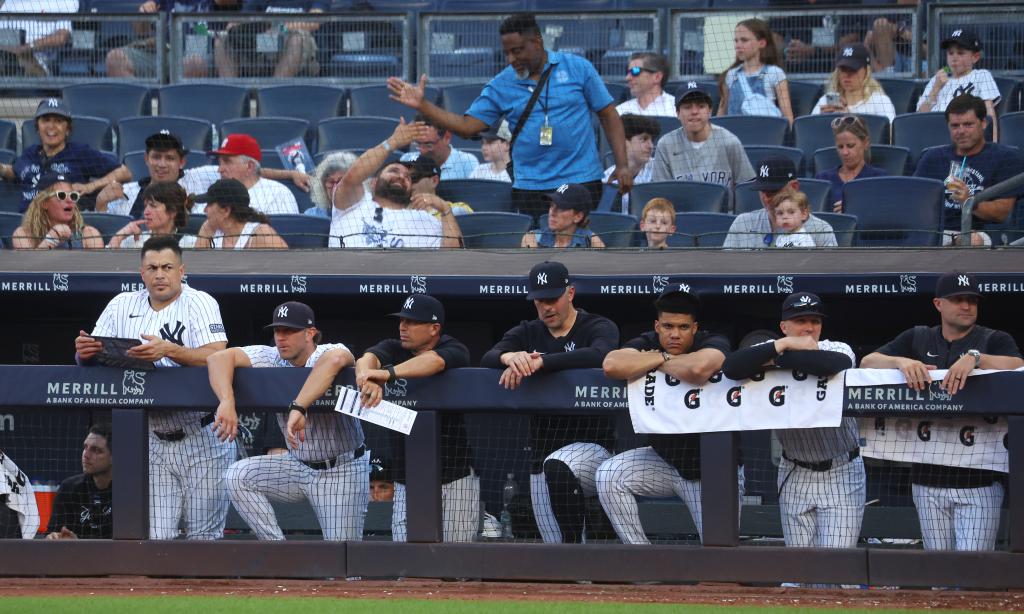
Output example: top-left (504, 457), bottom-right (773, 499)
top-left (324, 53), bottom-right (402, 80)
top-left (0, 211), bottom-right (22, 247)
top-left (603, 82), bottom-right (631, 105)
top-left (441, 0), bottom-right (526, 10)
top-left (267, 215), bottom-right (330, 248)
top-left (81, 212), bottom-right (132, 241)
top-left (998, 112), bottom-right (1024, 150)
top-left (812, 145), bottom-right (910, 177)
top-left (429, 48), bottom-right (499, 81)
top-left (842, 176), bottom-right (944, 247)
top-left (0, 119), bottom-right (16, 152)
top-left (629, 181), bottom-right (728, 216)
top-left (23, 115), bottom-right (113, 154)
top-left (875, 78), bottom-right (922, 115)
top-left (744, 145), bottom-right (805, 177)
top-left (220, 118), bottom-right (310, 151)
top-left (794, 113), bottom-right (890, 163)
top-left (349, 85), bottom-right (442, 123)
top-left (994, 77), bottom-right (1021, 116)
top-left (441, 83), bottom-right (487, 115)
top-left (596, 183), bottom-right (622, 212)
top-left (184, 213), bottom-right (206, 237)
top-left (457, 212), bottom-right (533, 248)
top-left (316, 117), bottom-right (399, 155)
top-left (710, 0), bottom-right (767, 6)
top-left (118, 116), bottom-right (213, 158)
top-left (53, 0), bottom-right (141, 77)
top-left (733, 177), bottom-right (831, 214)
top-left (587, 211), bottom-right (639, 247)
top-left (158, 84), bottom-right (250, 138)
top-left (671, 212), bottom-right (735, 248)
top-left (0, 149), bottom-right (13, 166)
top-left (814, 212), bottom-right (857, 247)
top-left (666, 81), bottom-right (720, 114)
top-left (786, 80), bottom-right (823, 118)
top-left (62, 83), bottom-right (151, 128)
top-left (436, 179), bottom-right (513, 213)
top-left (711, 115), bottom-right (788, 146)
top-left (891, 112), bottom-right (948, 167)
top-left (122, 150), bottom-right (211, 180)
top-left (256, 85), bottom-right (347, 148)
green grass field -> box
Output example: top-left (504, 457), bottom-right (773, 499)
top-left (0, 596), bottom-right (983, 614)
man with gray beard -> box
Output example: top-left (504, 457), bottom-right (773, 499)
top-left (329, 121), bottom-right (463, 249)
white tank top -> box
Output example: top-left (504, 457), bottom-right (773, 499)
top-left (212, 221), bottom-right (261, 250)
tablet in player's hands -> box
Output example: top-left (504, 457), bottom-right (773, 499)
top-left (90, 336), bottom-right (156, 371)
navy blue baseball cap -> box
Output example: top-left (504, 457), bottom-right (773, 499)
top-left (934, 272), bottom-right (981, 299)
top-left (746, 156), bottom-right (797, 192)
top-left (656, 283), bottom-right (701, 314)
top-left (545, 183), bottom-right (592, 214)
top-left (35, 172), bottom-right (71, 193)
top-left (264, 301), bottom-right (316, 330)
top-left (781, 292), bottom-right (826, 320)
top-left (35, 97), bottom-right (71, 120)
top-left (527, 261), bottom-right (570, 300)
top-left (941, 28), bottom-right (982, 52)
top-left (675, 81), bottom-right (714, 107)
top-left (391, 294), bottom-right (445, 325)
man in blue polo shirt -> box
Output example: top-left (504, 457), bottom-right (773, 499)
top-left (387, 13), bottom-right (630, 219)
top-left (0, 98), bottom-right (127, 212)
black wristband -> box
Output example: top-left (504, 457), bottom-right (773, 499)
top-left (386, 365), bottom-right (397, 382)
top-left (288, 401), bottom-right (307, 416)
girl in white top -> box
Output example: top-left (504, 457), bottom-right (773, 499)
top-left (192, 178), bottom-right (288, 250)
top-left (108, 181), bottom-right (197, 249)
top-left (917, 30), bottom-right (1000, 140)
top-left (771, 188), bottom-right (815, 248)
top-left (812, 43), bottom-right (896, 121)
top-left (719, 18), bottom-right (794, 126)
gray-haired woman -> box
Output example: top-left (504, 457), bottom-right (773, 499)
top-left (306, 151), bottom-right (364, 218)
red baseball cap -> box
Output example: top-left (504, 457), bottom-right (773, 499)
top-left (210, 133), bottom-right (262, 162)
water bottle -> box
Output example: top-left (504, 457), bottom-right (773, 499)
top-left (499, 472), bottom-right (517, 540)
top-left (194, 21), bottom-right (209, 37)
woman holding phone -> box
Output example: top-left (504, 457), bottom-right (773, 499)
top-left (811, 43), bottom-right (896, 121)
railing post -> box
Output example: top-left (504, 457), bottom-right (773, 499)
top-left (1009, 416), bottom-right (1024, 552)
top-left (111, 408), bottom-right (148, 540)
top-left (405, 410), bottom-right (442, 542)
top-left (700, 431), bottom-right (740, 547)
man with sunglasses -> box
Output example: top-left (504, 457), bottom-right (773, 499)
top-left (722, 156), bottom-right (837, 249)
top-left (399, 114), bottom-right (479, 181)
top-left (617, 52), bottom-right (676, 117)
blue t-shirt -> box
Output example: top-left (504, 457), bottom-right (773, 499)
top-left (465, 51), bottom-right (613, 191)
top-left (815, 163), bottom-right (887, 208)
top-left (13, 142), bottom-right (120, 212)
top-left (914, 143), bottom-right (1024, 230)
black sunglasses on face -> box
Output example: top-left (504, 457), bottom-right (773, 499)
top-left (627, 66), bottom-right (657, 77)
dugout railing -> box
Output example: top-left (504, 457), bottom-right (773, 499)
top-left (1, 365), bottom-right (1024, 588)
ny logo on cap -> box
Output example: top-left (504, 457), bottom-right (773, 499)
top-left (687, 81), bottom-right (697, 89)
top-left (952, 29), bottom-right (963, 37)
top-left (795, 295), bottom-right (817, 307)
top-left (842, 47), bottom-right (854, 57)
top-left (403, 296), bottom-right (415, 310)
top-left (277, 306), bottom-right (288, 318)
top-left (958, 274), bottom-right (971, 286)
top-left (46, 98), bottom-right (60, 107)
top-left (759, 165), bottom-right (769, 178)
top-left (536, 272), bottom-right (548, 285)
top-left (679, 283), bottom-right (691, 293)
top-left (160, 129), bottom-right (170, 135)
top-left (555, 184), bottom-right (569, 194)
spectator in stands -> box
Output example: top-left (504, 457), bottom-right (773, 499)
top-left (719, 19), bottom-right (794, 126)
top-left (330, 120), bottom-right (463, 249)
top-left (917, 29), bottom-right (1000, 141)
top-left (914, 95), bottom-right (1023, 246)
top-left (769, 188), bottom-right (815, 248)
top-left (307, 151), bottom-right (362, 219)
top-left (617, 52), bottom-right (675, 117)
top-left (405, 155), bottom-right (471, 216)
top-left (0, 0), bottom-right (76, 77)
top-left (603, 114), bottom-right (658, 215)
top-left (597, 286), bottom-right (730, 545)
top-left (861, 272), bottom-right (1023, 552)
top-left (639, 197), bottom-right (676, 250)
top-left (769, 3), bottom-right (863, 75)
top-left (652, 82), bottom-right (755, 208)
top-left (400, 113), bottom-right (479, 180)
top-left (368, 456), bottom-right (394, 503)
top-left (387, 13), bottom-right (631, 219)
top-left (811, 44), bottom-right (896, 121)
top-left (104, 0), bottom-right (239, 79)
top-left (12, 173), bottom-right (103, 250)
top-left (45, 424), bottom-right (113, 540)
top-left (521, 183), bottom-right (605, 249)
top-left (108, 182), bottom-right (196, 249)
top-left (192, 178), bottom-right (288, 249)
top-left (469, 120), bottom-right (511, 183)
top-left (216, 0), bottom-right (324, 78)
top-left (723, 156), bottom-right (837, 249)
top-left (864, 14), bottom-right (915, 75)
top-left (814, 115), bottom-right (887, 212)
top-left (200, 134), bottom-right (299, 216)
top-left (0, 99), bottom-right (127, 213)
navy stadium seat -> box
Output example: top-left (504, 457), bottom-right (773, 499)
top-left (184, 213), bottom-right (206, 237)
top-left (0, 211), bottom-right (23, 247)
top-left (81, 212), bottom-right (132, 241)
top-left (158, 84), bottom-right (249, 138)
top-left (441, 83), bottom-right (487, 115)
top-left (891, 112), bottom-right (949, 168)
top-left (316, 117), bottom-right (399, 155)
top-left (118, 116), bottom-right (213, 158)
top-left (629, 181), bottom-right (728, 216)
top-left (744, 145), bottom-right (805, 177)
top-left (349, 85), bottom-right (442, 123)
top-left (457, 212), bottom-right (533, 248)
top-left (0, 119), bottom-right (16, 152)
top-left (62, 83), bottom-right (151, 128)
top-left (842, 176), bottom-right (944, 247)
top-left (220, 118), bottom-right (310, 151)
top-left (793, 113), bottom-right (890, 163)
top-left (814, 212), bottom-right (857, 247)
top-left (22, 115), bottom-right (113, 153)
top-left (256, 85), bottom-right (347, 148)
top-left (437, 179), bottom-right (513, 213)
top-left (786, 80), bottom-right (823, 118)
top-left (596, 183), bottom-right (621, 213)
top-left (670, 212), bottom-right (735, 247)
top-left (0, 149), bottom-right (13, 165)
top-left (875, 78), bottom-right (922, 115)
top-left (711, 115), bottom-right (788, 146)
top-left (813, 145), bottom-right (910, 177)
top-left (994, 77), bottom-right (1021, 115)
top-left (121, 150), bottom-right (211, 180)
top-left (267, 214), bottom-right (330, 248)
top-left (430, 48), bottom-right (499, 81)
top-left (733, 177), bottom-right (831, 214)
top-left (441, 0), bottom-right (525, 9)
top-left (325, 53), bottom-right (402, 80)
top-left (586, 212), bottom-right (639, 248)
top-left (998, 112), bottom-right (1024, 150)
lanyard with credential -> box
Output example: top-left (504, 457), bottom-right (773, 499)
top-left (538, 70), bottom-right (553, 146)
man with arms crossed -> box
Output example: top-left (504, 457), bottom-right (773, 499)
top-left (208, 301), bottom-right (368, 541)
top-left (74, 235), bottom-right (232, 540)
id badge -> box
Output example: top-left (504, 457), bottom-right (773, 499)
top-left (539, 116), bottom-right (553, 147)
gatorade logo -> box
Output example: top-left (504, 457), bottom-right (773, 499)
top-left (768, 386), bottom-right (786, 406)
top-left (959, 425), bottom-right (975, 446)
top-left (726, 386), bottom-right (742, 407)
top-left (684, 389), bottom-right (701, 409)
top-left (917, 421), bottom-right (931, 442)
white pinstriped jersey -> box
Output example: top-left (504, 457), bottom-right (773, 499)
top-left (239, 343), bottom-right (364, 462)
top-left (91, 285), bottom-right (227, 432)
top-left (773, 339), bottom-right (860, 462)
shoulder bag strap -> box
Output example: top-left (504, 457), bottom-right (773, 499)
top-left (508, 62), bottom-right (556, 156)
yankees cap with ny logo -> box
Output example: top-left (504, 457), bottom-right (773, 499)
top-left (390, 294), bottom-right (445, 325)
top-left (264, 301), bottom-right (316, 330)
top-left (527, 261), bottom-right (571, 300)
top-left (745, 155), bottom-right (797, 192)
top-left (781, 291), bottom-right (827, 320)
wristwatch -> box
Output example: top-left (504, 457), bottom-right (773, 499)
top-left (386, 365), bottom-right (397, 382)
top-left (966, 349), bottom-right (981, 368)
top-left (288, 401), bottom-right (307, 416)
